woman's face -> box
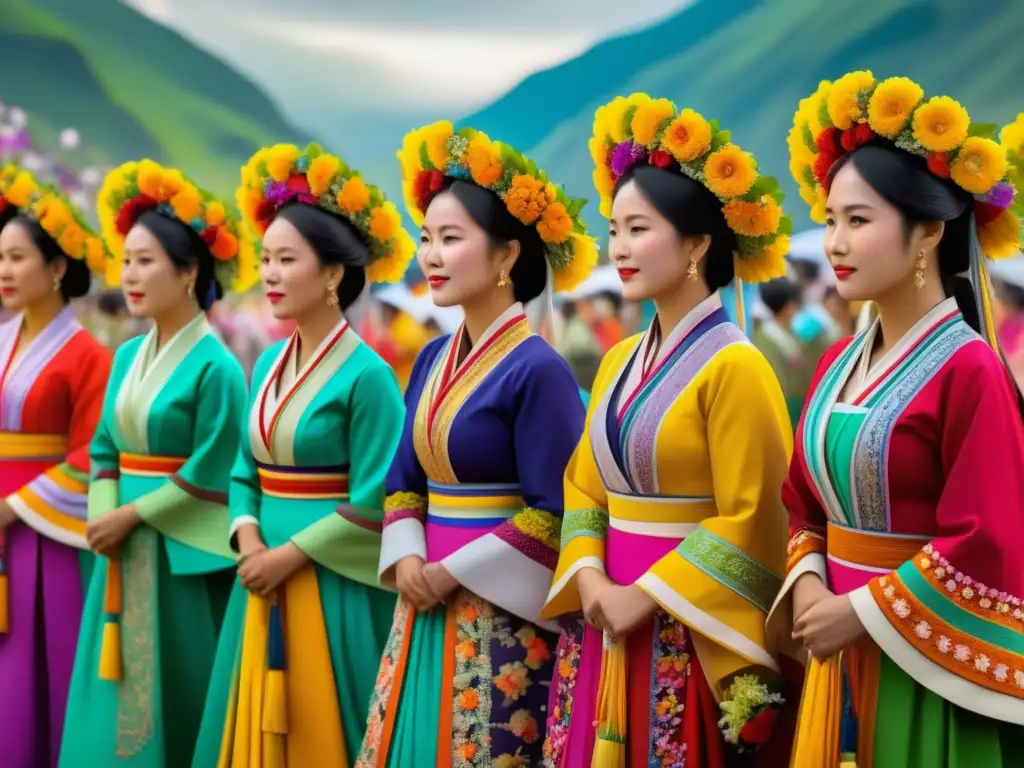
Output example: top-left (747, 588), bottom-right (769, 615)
top-left (121, 223), bottom-right (196, 319)
top-left (418, 192), bottom-right (516, 309)
top-left (0, 220), bottom-right (66, 311)
top-left (608, 180), bottom-right (705, 303)
top-left (824, 161), bottom-right (940, 302)
top-left (260, 216), bottom-right (342, 320)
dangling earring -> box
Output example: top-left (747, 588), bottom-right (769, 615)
top-left (187, 283), bottom-right (195, 299)
top-left (326, 285), bottom-right (339, 307)
top-left (497, 270), bottom-right (512, 288)
top-left (686, 257), bottom-right (698, 281)
top-left (52, 276), bottom-right (61, 293)
top-left (914, 249), bottom-right (927, 290)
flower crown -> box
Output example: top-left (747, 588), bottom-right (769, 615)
top-left (398, 121), bottom-right (598, 292)
top-left (97, 159), bottom-right (259, 292)
top-left (237, 143), bottom-right (415, 284)
top-left (590, 93), bottom-right (792, 284)
top-left (789, 71), bottom-right (1020, 259)
top-left (0, 164), bottom-right (109, 276)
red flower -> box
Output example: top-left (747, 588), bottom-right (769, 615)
top-left (927, 152), bottom-right (951, 179)
top-left (813, 152), bottom-right (837, 189)
top-left (255, 199), bottom-right (277, 226)
top-left (840, 123), bottom-right (875, 152)
top-left (200, 225), bottom-right (219, 245)
top-left (816, 127), bottom-right (842, 155)
top-left (739, 707), bottom-right (780, 747)
top-left (428, 169), bottom-right (445, 192)
top-left (0, 197), bottom-right (8, 216)
top-left (286, 174), bottom-right (311, 196)
top-left (115, 194), bottom-right (158, 236)
top-left (649, 149), bottom-right (674, 168)
top-left (975, 201), bottom-right (1003, 226)
top-left (413, 169), bottom-right (446, 211)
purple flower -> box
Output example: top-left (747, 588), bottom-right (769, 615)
top-left (610, 141), bottom-right (647, 177)
top-left (265, 180), bottom-right (293, 206)
top-left (984, 181), bottom-right (1015, 211)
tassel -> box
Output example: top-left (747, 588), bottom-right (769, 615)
top-left (98, 559), bottom-right (122, 681)
top-left (262, 601), bottom-right (288, 735)
top-left (0, 534), bottom-right (8, 634)
top-left (590, 630), bottom-right (628, 768)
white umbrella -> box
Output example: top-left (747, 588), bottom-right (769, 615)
top-left (788, 228), bottom-right (829, 268)
top-left (987, 253), bottom-right (1024, 290)
top-left (564, 264), bottom-right (621, 300)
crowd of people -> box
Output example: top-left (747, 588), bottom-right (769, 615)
top-left (1, 71), bottom-right (1024, 768)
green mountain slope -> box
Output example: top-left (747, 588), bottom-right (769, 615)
top-left (0, 0), bottom-right (313, 195)
top-left (467, 0), bottom-right (1024, 234)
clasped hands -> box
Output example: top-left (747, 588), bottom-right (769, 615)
top-left (577, 567), bottom-right (658, 641)
top-left (86, 504), bottom-right (141, 557)
top-left (235, 523), bottom-right (309, 598)
top-left (790, 572), bottom-right (865, 658)
top-left (394, 555), bottom-right (460, 612)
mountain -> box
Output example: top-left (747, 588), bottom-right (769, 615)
top-left (0, 0), bottom-right (313, 195)
top-left (462, 0), bottom-right (1024, 235)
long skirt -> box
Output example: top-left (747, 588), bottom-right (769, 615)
top-left (59, 525), bottom-right (228, 767)
top-left (193, 562), bottom-right (395, 767)
top-left (357, 588), bottom-right (557, 767)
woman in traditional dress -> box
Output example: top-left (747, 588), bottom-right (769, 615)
top-left (355, 122), bottom-right (595, 768)
top-left (540, 95), bottom-right (797, 767)
top-left (192, 143), bottom-right (413, 766)
top-left (0, 166), bottom-right (112, 768)
top-left (771, 73), bottom-right (1024, 767)
top-left (59, 160), bottom-right (257, 767)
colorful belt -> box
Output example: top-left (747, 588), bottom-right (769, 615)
top-left (0, 431), bottom-right (68, 461)
top-left (257, 462), bottom-right (350, 500)
top-left (606, 490), bottom-right (716, 538)
top-left (118, 452), bottom-right (187, 477)
top-left (426, 481), bottom-right (522, 527)
top-left (826, 522), bottom-right (928, 570)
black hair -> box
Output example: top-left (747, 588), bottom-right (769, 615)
top-left (5, 214), bottom-right (91, 301)
top-left (136, 210), bottom-right (223, 310)
top-left (275, 202), bottom-right (368, 310)
top-left (613, 164), bottom-right (737, 291)
top-left (440, 179), bottom-right (548, 304)
top-left (759, 277), bottom-right (801, 315)
top-left (791, 258), bottom-right (821, 283)
top-left (97, 288), bottom-right (127, 316)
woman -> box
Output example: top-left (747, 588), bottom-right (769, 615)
top-left (772, 72), bottom-right (1024, 766)
top-left (193, 143), bottom-right (413, 766)
top-left (355, 122), bottom-right (594, 767)
top-left (0, 166), bottom-right (112, 767)
top-left (60, 159), bottom-right (257, 767)
top-left (540, 94), bottom-right (796, 767)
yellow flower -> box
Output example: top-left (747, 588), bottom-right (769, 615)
top-left (703, 144), bottom-right (757, 198)
top-left (553, 233), bottom-right (599, 293)
top-left (506, 174), bottom-right (548, 224)
top-left (979, 208), bottom-right (1021, 260)
top-left (4, 171), bottom-right (37, 208)
top-left (631, 98), bottom-right (675, 146)
top-left (136, 159), bottom-right (165, 199)
top-left (237, 187), bottom-right (262, 228)
top-left (307, 154), bottom-right (340, 197)
top-left (58, 226), bottom-right (86, 260)
top-left (999, 114), bottom-right (1024, 155)
top-left (913, 96), bottom-right (970, 153)
top-left (594, 96), bottom-right (631, 144)
top-left (723, 196), bottom-right (783, 237)
top-left (592, 166), bottom-right (616, 200)
top-left (205, 201), bottom-right (226, 227)
top-left (423, 121), bottom-right (454, 170)
top-left (85, 237), bottom-right (107, 275)
top-left (868, 77), bottom-right (923, 138)
top-left (735, 235), bottom-right (790, 284)
top-left (368, 202), bottom-right (400, 242)
top-left (537, 201), bottom-right (573, 244)
top-left (170, 184), bottom-right (203, 223)
top-left (337, 177), bottom-right (371, 213)
top-left (466, 134), bottom-right (504, 187)
top-left (809, 185), bottom-right (827, 224)
top-left (827, 70), bottom-right (875, 130)
top-left (589, 135), bottom-right (610, 166)
top-left (161, 168), bottom-right (185, 199)
top-left (366, 229), bottom-right (415, 284)
top-left (951, 137), bottom-right (1007, 194)
top-left (266, 144), bottom-right (301, 182)
top-left (661, 109), bottom-right (712, 163)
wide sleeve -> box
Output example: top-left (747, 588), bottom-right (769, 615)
top-left (540, 351), bottom-right (621, 619)
top-left (848, 343), bottom-right (1024, 723)
top-left (227, 355), bottom-right (270, 547)
top-left (378, 340), bottom-right (438, 583)
top-left (87, 344), bottom-right (134, 522)
top-left (440, 352), bottom-right (585, 628)
top-left (635, 343), bottom-right (793, 690)
top-left (8, 340), bottom-right (112, 549)
top-left (131, 357), bottom-right (247, 560)
top-left (292, 361), bottom-right (405, 587)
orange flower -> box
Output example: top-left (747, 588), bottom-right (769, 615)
top-left (58, 227), bottom-right (85, 260)
top-left (505, 175), bottom-right (548, 224)
top-left (368, 203), bottom-right (399, 242)
top-left (466, 134), bottom-right (504, 187)
top-left (524, 637), bottom-right (552, 670)
top-left (456, 743), bottom-right (478, 760)
top-left (631, 98), bottom-right (675, 146)
top-left (456, 640), bottom-right (476, 660)
top-left (536, 201), bottom-right (572, 244)
top-left (509, 710), bottom-right (539, 744)
top-left (307, 154), bottom-right (340, 197)
top-left (85, 237), bottom-right (106, 274)
top-left (722, 196), bottom-right (783, 237)
top-left (170, 185), bottom-right (203, 223)
top-left (205, 201), bottom-right (226, 227)
top-left (661, 109), bottom-right (712, 163)
top-left (703, 144), bottom-right (757, 198)
top-left (458, 689), bottom-right (479, 710)
top-left (136, 159), bottom-right (164, 199)
top-left (459, 603), bottom-right (480, 623)
top-left (494, 662), bottom-right (530, 702)
top-left (4, 172), bottom-right (36, 208)
top-left (337, 178), bottom-right (370, 213)
top-left (210, 229), bottom-right (238, 261)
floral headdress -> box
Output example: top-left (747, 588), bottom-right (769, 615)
top-left (97, 159), bottom-right (259, 292)
top-left (398, 121), bottom-right (598, 292)
top-left (789, 71), bottom-right (1020, 260)
top-left (590, 93), bottom-right (792, 284)
top-left (0, 164), bottom-right (109, 276)
top-left (237, 143), bottom-right (415, 284)
top-left (1000, 114), bottom-right (1024, 230)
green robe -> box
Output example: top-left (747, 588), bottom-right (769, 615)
top-left (60, 313), bottom-right (247, 767)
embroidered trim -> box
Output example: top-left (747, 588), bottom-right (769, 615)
top-left (918, 545), bottom-right (1024, 626)
top-left (452, 592), bottom-right (497, 767)
top-left (786, 528), bottom-right (825, 574)
top-left (561, 507), bottom-right (608, 545)
top-left (871, 573), bottom-right (1024, 698)
top-left (648, 613), bottom-right (689, 766)
top-left (383, 491), bottom-right (427, 527)
top-left (542, 617), bottom-right (584, 767)
top-left (677, 528), bottom-right (782, 613)
top-left (511, 508), bottom-right (562, 550)
top-left (494, 520), bottom-right (559, 570)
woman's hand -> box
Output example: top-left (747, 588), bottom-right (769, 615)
top-left (422, 562), bottom-right (460, 602)
top-left (0, 500), bottom-right (18, 531)
top-left (577, 567), bottom-right (614, 630)
top-left (86, 504), bottom-right (142, 558)
top-left (238, 542), bottom-right (309, 597)
top-left (235, 523), bottom-right (267, 564)
top-left (395, 555), bottom-right (440, 612)
top-left (595, 584), bottom-right (658, 641)
top-left (792, 593), bottom-right (865, 658)
top-left (792, 571), bottom-right (833, 622)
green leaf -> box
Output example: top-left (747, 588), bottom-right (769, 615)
top-left (771, 189), bottom-right (785, 204)
top-left (305, 142), bottom-right (324, 159)
top-left (623, 105), bottom-right (639, 138)
top-left (525, 158), bottom-right (539, 178)
top-left (802, 166), bottom-right (817, 189)
top-left (802, 122), bottom-right (816, 154)
top-left (709, 118), bottom-right (720, 135)
top-left (710, 130), bottom-right (731, 152)
top-left (567, 198), bottom-right (586, 217)
top-left (967, 122), bottom-right (997, 139)
top-left (572, 219), bottom-right (587, 234)
top-left (418, 143), bottom-right (434, 171)
top-left (746, 176), bottom-right (779, 200)
top-left (779, 216), bottom-right (794, 236)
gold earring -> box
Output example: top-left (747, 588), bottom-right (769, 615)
top-left (326, 286), bottom-right (339, 307)
top-left (187, 283), bottom-right (195, 299)
top-left (53, 276), bottom-right (61, 293)
top-left (686, 257), bottom-right (698, 281)
top-left (915, 249), bottom-right (926, 290)
top-left (497, 270), bottom-right (512, 288)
